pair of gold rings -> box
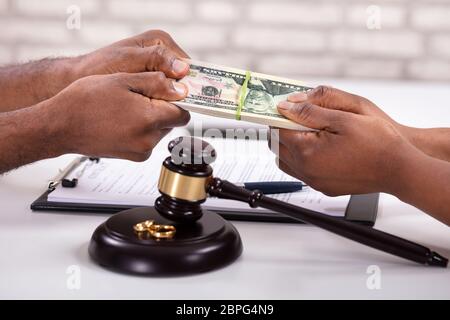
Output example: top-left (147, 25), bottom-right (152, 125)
top-left (133, 220), bottom-right (176, 239)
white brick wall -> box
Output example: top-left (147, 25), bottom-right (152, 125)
top-left (108, 0), bottom-right (191, 22)
top-left (77, 21), bottom-right (135, 47)
top-left (0, 19), bottom-right (70, 44)
top-left (202, 52), bottom-right (254, 71)
top-left (248, 3), bottom-right (342, 26)
top-left (152, 25), bottom-right (229, 51)
top-left (0, 0), bottom-right (8, 13)
top-left (15, 44), bottom-right (94, 63)
top-left (196, 1), bottom-right (238, 23)
top-left (233, 28), bottom-right (326, 52)
top-left (430, 34), bottom-right (450, 57)
top-left (346, 4), bottom-right (406, 29)
top-left (343, 59), bottom-right (403, 79)
top-left (411, 5), bottom-right (450, 30)
top-left (14, 0), bottom-right (100, 16)
top-left (0, 0), bottom-right (449, 81)
top-left (331, 31), bottom-right (423, 58)
top-left (408, 60), bottom-right (450, 81)
top-left (0, 45), bottom-right (12, 64)
top-left (259, 55), bottom-right (340, 77)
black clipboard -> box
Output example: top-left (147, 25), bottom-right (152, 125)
top-left (30, 157), bottom-right (379, 226)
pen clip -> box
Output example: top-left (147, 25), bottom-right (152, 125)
top-left (48, 156), bottom-right (88, 190)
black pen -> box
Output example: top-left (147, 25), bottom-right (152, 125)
top-left (236, 181), bottom-right (305, 194)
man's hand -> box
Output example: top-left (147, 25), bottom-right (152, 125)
top-left (50, 72), bottom-right (190, 161)
top-left (73, 30), bottom-right (190, 84)
top-left (272, 100), bottom-right (416, 196)
top-left (0, 71), bottom-right (189, 173)
top-left (0, 30), bottom-right (190, 111)
top-left (288, 86), bottom-right (450, 162)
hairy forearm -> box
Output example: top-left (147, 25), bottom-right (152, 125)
top-left (391, 149), bottom-right (450, 226)
top-left (400, 125), bottom-right (450, 162)
top-left (0, 57), bottom-right (78, 112)
top-left (0, 101), bottom-right (67, 174)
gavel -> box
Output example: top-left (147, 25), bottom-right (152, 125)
top-left (89, 136), bottom-right (447, 276)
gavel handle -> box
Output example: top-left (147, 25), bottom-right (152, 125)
top-left (207, 178), bottom-right (448, 267)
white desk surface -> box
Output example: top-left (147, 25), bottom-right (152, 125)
top-left (0, 79), bottom-right (449, 299)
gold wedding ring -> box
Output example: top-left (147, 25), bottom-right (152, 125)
top-left (133, 220), bottom-right (176, 239)
top-left (148, 224), bottom-right (176, 239)
top-left (133, 220), bottom-right (154, 233)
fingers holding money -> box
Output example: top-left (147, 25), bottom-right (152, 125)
top-left (287, 85), bottom-right (380, 117)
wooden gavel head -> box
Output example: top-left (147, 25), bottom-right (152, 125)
top-left (155, 136), bottom-right (217, 223)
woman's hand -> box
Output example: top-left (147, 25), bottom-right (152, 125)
top-left (271, 98), bottom-right (419, 196)
top-left (271, 86), bottom-right (450, 225)
top-left (288, 86), bottom-right (450, 162)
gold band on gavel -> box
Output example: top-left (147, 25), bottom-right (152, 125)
top-left (158, 165), bottom-right (211, 201)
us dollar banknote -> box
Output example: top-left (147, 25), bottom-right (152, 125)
top-left (174, 59), bottom-right (314, 130)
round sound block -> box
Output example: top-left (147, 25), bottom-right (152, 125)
top-left (88, 207), bottom-right (243, 276)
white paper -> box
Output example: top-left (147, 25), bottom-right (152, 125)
top-left (49, 137), bottom-right (350, 216)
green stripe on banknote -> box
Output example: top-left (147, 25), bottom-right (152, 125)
top-left (236, 71), bottom-right (251, 120)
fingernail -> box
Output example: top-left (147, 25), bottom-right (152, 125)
top-left (287, 92), bottom-right (308, 102)
top-left (172, 59), bottom-right (189, 74)
top-left (173, 82), bottom-right (186, 95)
top-left (278, 101), bottom-right (294, 110)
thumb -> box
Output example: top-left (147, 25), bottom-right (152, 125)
top-left (121, 72), bottom-right (187, 101)
top-left (278, 101), bottom-right (347, 132)
top-left (288, 85), bottom-right (369, 115)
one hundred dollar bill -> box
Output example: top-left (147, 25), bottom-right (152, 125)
top-left (175, 59), bottom-right (314, 131)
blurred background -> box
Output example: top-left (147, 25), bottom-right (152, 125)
top-left (0, 0), bottom-right (449, 82)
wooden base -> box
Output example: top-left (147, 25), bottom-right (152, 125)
top-left (88, 207), bottom-right (243, 276)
